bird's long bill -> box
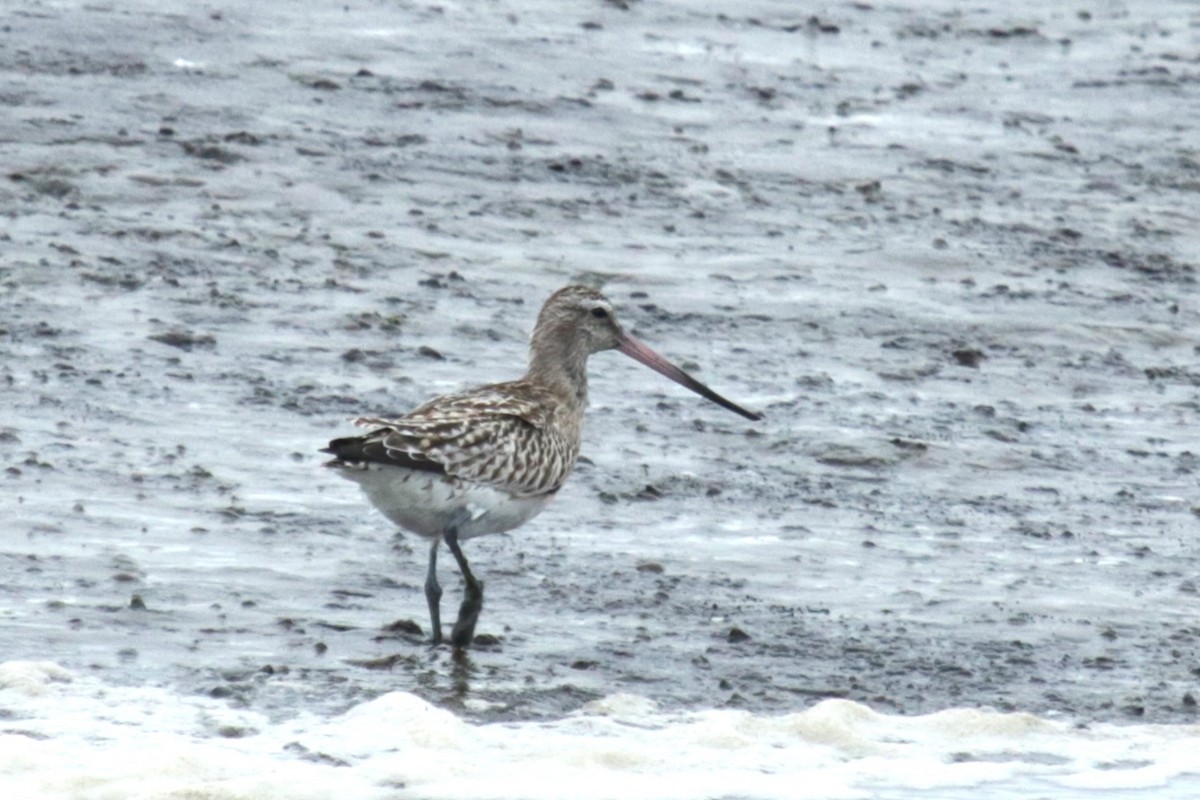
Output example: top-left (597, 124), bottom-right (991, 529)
top-left (617, 334), bottom-right (763, 421)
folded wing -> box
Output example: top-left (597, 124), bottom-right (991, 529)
top-left (323, 382), bottom-right (574, 497)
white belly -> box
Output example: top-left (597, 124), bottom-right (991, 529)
top-left (333, 464), bottom-right (554, 541)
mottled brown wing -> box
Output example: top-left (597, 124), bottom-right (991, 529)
top-left (333, 382), bottom-right (576, 497)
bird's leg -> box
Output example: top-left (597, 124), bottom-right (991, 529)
top-left (424, 538), bottom-right (443, 646)
top-left (444, 527), bottom-right (483, 649)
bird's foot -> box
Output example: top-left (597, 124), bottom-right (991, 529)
top-left (450, 579), bottom-right (483, 649)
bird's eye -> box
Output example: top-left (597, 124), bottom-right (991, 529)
top-left (590, 307), bottom-right (609, 319)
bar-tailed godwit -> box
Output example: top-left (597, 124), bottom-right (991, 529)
top-left (323, 285), bottom-right (761, 648)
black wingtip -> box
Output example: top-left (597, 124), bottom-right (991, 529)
top-left (322, 433), bottom-right (448, 476)
top-left (323, 436), bottom-right (362, 458)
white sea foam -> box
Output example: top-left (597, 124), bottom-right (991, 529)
top-left (3, 661), bottom-right (1199, 800)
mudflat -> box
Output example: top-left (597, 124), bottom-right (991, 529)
top-left (2, 0), bottom-right (1198, 723)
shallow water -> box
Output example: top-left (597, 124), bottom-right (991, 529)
top-left (2, 0), bottom-right (1199, 796)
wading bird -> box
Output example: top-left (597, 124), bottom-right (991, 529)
top-left (323, 285), bottom-right (761, 648)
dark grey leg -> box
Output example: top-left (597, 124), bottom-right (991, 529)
top-left (443, 528), bottom-right (483, 649)
top-left (424, 538), bottom-right (443, 645)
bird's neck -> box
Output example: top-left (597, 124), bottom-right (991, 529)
top-left (526, 327), bottom-right (589, 409)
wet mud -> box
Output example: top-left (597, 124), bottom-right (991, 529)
top-left (2, 1), bottom-right (1199, 725)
